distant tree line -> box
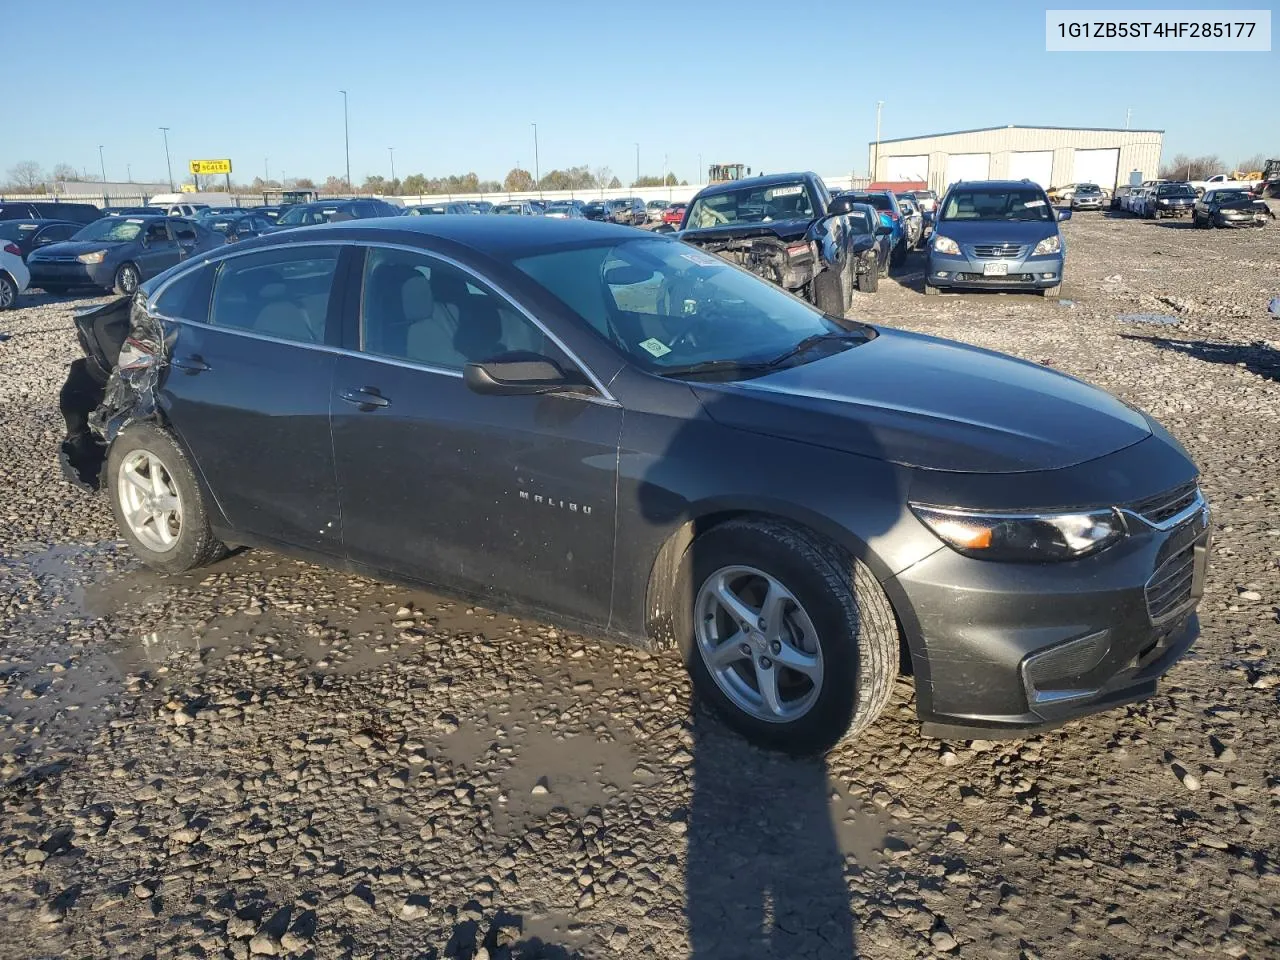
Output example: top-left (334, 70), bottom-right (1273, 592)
top-left (1156, 153), bottom-right (1271, 181)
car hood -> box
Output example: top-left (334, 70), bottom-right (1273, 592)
top-left (31, 240), bottom-right (124, 259)
top-left (934, 218), bottom-right (1058, 245)
top-left (678, 218), bottom-right (812, 244)
top-left (690, 327), bottom-right (1151, 473)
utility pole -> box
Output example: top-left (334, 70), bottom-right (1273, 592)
top-left (874, 101), bottom-right (884, 181)
top-left (634, 143), bottom-right (640, 185)
top-left (1125, 106), bottom-right (1132, 130)
top-left (340, 89), bottom-right (351, 191)
top-left (265, 157), bottom-right (269, 184)
top-left (159, 127), bottom-right (173, 190)
top-left (531, 123), bottom-right (540, 196)
top-left (388, 147), bottom-right (396, 189)
top-left (98, 145), bottom-right (107, 185)
top-left (126, 163), bottom-right (132, 183)
top-left (698, 152), bottom-right (702, 185)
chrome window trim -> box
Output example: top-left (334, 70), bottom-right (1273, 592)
top-left (146, 237), bottom-right (620, 407)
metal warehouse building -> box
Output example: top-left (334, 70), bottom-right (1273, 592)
top-left (868, 125), bottom-right (1164, 194)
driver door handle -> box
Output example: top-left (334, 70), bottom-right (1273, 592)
top-left (172, 354), bottom-right (210, 373)
top-left (340, 387), bottom-right (391, 410)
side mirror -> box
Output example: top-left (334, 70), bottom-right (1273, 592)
top-left (34, 235), bottom-right (56, 246)
top-left (875, 226), bottom-right (893, 236)
top-left (827, 195), bottom-right (854, 215)
top-left (464, 352), bottom-right (581, 396)
top-left (1056, 208), bottom-right (1073, 221)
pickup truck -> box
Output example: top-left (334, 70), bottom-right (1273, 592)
top-left (678, 171), bottom-right (878, 313)
top-left (1187, 174), bottom-right (1254, 196)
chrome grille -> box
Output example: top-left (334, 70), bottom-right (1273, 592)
top-left (1130, 481), bottom-right (1199, 526)
top-left (1145, 543), bottom-right (1196, 624)
top-left (971, 243), bottom-right (1025, 258)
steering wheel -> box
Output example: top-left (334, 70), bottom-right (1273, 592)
top-left (666, 296), bottom-right (733, 353)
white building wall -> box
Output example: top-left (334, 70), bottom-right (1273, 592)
top-left (871, 126), bottom-right (1163, 190)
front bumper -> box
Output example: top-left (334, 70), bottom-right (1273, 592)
top-left (28, 259), bottom-right (113, 289)
top-left (1215, 210), bottom-right (1269, 227)
top-left (1155, 202), bottom-right (1194, 218)
top-left (1071, 197), bottom-right (1103, 209)
top-left (927, 246), bottom-right (1064, 290)
top-left (888, 487), bottom-right (1210, 738)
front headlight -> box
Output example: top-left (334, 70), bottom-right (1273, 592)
top-left (77, 250), bottom-right (107, 264)
top-left (910, 504), bottom-right (1123, 562)
top-left (932, 234), bottom-right (960, 255)
top-left (1031, 235), bottom-right (1061, 256)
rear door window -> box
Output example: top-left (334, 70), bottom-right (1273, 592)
top-left (209, 247), bottom-right (341, 344)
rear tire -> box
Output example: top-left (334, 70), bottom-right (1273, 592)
top-left (106, 423), bottom-right (226, 574)
top-left (674, 518), bottom-right (898, 755)
top-left (812, 267), bottom-right (845, 316)
top-left (0, 273), bottom-right (16, 310)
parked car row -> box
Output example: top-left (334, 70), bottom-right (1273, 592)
top-left (1112, 181), bottom-right (1198, 219)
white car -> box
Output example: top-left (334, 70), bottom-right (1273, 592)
top-left (0, 241), bottom-right (31, 309)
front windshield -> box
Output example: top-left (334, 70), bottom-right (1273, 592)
top-left (275, 205), bottom-right (331, 226)
top-left (1209, 190), bottom-right (1250, 203)
top-left (685, 182), bottom-right (814, 228)
top-left (513, 237), bottom-right (872, 376)
top-left (73, 218), bottom-right (146, 242)
top-left (1157, 185), bottom-right (1196, 198)
top-left (494, 204), bottom-right (523, 215)
top-left (1076, 184), bottom-right (1101, 195)
top-left (941, 187), bottom-right (1053, 222)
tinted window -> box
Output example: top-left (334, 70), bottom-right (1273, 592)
top-left (941, 187), bottom-right (1053, 222)
top-left (144, 221), bottom-right (171, 243)
top-left (171, 221), bottom-right (198, 242)
top-left (154, 264), bottom-right (214, 323)
top-left (41, 224), bottom-right (79, 243)
top-left (210, 247), bottom-right (339, 344)
top-left (359, 246), bottom-right (550, 370)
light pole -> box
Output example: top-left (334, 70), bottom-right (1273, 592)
top-left (126, 163), bottom-right (131, 183)
top-left (98, 145), bottom-right (107, 185)
top-left (159, 127), bottom-right (173, 190)
top-left (873, 100), bottom-right (884, 180)
top-left (265, 157), bottom-right (269, 184)
top-left (1125, 106), bottom-right (1132, 130)
top-left (531, 123), bottom-right (540, 195)
top-left (634, 143), bottom-right (640, 185)
top-left (388, 147), bottom-right (396, 189)
top-left (339, 89), bottom-right (351, 191)
top-left (698, 152), bottom-right (702, 186)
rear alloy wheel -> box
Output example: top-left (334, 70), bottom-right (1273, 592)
top-left (113, 262), bottom-right (140, 296)
top-left (676, 518), bottom-right (898, 754)
top-left (107, 423), bottom-right (226, 574)
top-left (0, 273), bottom-right (16, 310)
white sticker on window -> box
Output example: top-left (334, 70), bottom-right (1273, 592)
top-left (680, 251), bottom-right (720, 268)
top-left (639, 337), bottom-right (672, 357)
top-left (767, 185), bottom-right (804, 198)
top-left (1023, 199), bottom-right (1046, 207)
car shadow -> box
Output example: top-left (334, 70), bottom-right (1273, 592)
top-left (1144, 220), bottom-right (1197, 230)
top-left (1120, 334), bottom-right (1280, 383)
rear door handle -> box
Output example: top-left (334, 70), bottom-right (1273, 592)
top-left (340, 387), bottom-right (391, 411)
top-left (172, 355), bottom-right (210, 373)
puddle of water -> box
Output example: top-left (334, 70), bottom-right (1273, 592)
top-left (1118, 313), bottom-right (1178, 325)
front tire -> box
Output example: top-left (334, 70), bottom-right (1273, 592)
top-left (675, 518), bottom-right (898, 754)
top-left (0, 273), bottom-right (16, 310)
top-left (812, 267), bottom-right (845, 316)
top-left (857, 257), bottom-right (879, 292)
top-left (1041, 284), bottom-right (1062, 298)
top-left (113, 262), bottom-right (141, 296)
top-left (106, 423), bottom-right (226, 574)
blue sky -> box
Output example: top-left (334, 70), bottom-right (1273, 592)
top-left (5, 0), bottom-right (1275, 185)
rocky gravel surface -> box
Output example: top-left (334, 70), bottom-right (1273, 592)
top-left (1, 211), bottom-right (1278, 959)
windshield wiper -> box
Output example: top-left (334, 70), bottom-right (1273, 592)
top-left (762, 330), bottom-right (867, 368)
top-left (657, 358), bottom-right (777, 380)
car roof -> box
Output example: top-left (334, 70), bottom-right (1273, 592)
top-left (256, 214), bottom-right (647, 255)
top-left (693, 171), bottom-right (817, 198)
top-left (948, 180), bottom-right (1047, 190)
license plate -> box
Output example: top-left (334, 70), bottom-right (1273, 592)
top-left (983, 262), bottom-right (1008, 276)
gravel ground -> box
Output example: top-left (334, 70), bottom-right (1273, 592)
top-left (1, 211), bottom-right (1278, 960)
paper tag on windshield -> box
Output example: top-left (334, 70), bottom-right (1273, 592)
top-left (768, 185), bottom-right (803, 197)
top-left (1023, 200), bottom-right (1046, 208)
top-left (639, 338), bottom-right (672, 357)
top-left (680, 251), bottom-right (720, 268)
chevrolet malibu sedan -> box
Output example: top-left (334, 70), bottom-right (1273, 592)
top-left (58, 217), bottom-right (1209, 753)
top-left (927, 180), bottom-right (1071, 297)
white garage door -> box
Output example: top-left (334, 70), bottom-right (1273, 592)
top-left (945, 153), bottom-right (990, 187)
top-left (1073, 148), bottom-right (1120, 190)
top-left (885, 154), bottom-right (928, 183)
top-left (1008, 150), bottom-right (1054, 188)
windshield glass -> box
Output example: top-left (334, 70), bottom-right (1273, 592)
top-left (73, 218), bottom-right (146, 242)
top-left (941, 187), bottom-right (1053, 222)
top-left (275, 205), bottom-right (332, 226)
top-left (0, 222), bottom-right (39, 240)
top-left (1075, 184), bottom-right (1101, 195)
top-left (1209, 190), bottom-right (1250, 203)
top-left (1157, 184), bottom-right (1196, 198)
top-left (494, 204), bottom-right (523, 215)
top-left (685, 182), bottom-right (814, 228)
top-left (513, 237), bottom-right (871, 376)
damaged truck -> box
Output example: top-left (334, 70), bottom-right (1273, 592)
top-left (676, 171), bottom-right (890, 313)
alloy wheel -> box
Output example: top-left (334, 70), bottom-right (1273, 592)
top-left (117, 450), bottom-right (183, 553)
top-left (694, 565), bottom-right (824, 723)
top-left (0, 276), bottom-right (14, 309)
top-left (118, 265), bottom-right (139, 294)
